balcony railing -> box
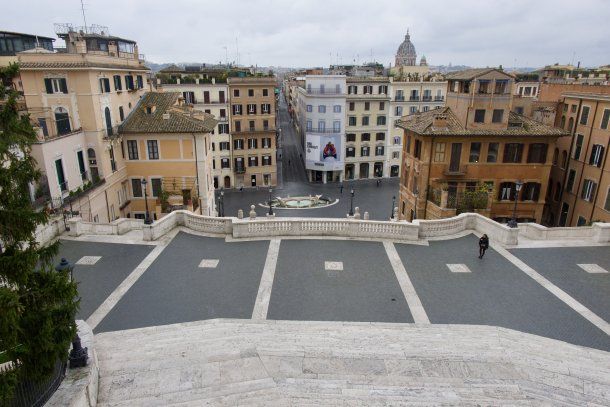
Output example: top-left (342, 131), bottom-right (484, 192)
top-left (394, 96), bottom-right (405, 101)
top-left (235, 166), bottom-right (246, 174)
top-left (443, 164), bottom-right (468, 176)
top-left (422, 96), bottom-right (432, 102)
top-left (306, 87), bottom-right (344, 95)
top-left (409, 96), bottom-right (420, 101)
top-left (434, 96), bottom-right (445, 101)
top-left (307, 128), bottom-right (342, 134)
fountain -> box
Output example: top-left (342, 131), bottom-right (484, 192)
top-left (261, 194), bottom-right (337, 209)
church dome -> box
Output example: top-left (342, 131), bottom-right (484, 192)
top-left (395, 30), bottom-right (417, 67)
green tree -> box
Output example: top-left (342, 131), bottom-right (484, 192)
top-left (0, 63), bottom-right (78, 402)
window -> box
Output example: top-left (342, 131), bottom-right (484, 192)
top-left (503, 143), bottom-right (523, 163)
top-left (247, 104), bottom-right (256, 114)
top-left (248, 120), bottom-right (255, 131)
top-left (409, 106), bottom-right (418, 114)
top-left (469, 142), bottom-right (481, 163)
top-left (589, 144), bottom-right (604, 167)
top-left (248, 156), bottom-right (258, 166)
top-left (376, 116), bottom-right (386, 125)
top-left (348, 85), bottom-right (357, 94)
top-left (492, 109), bottom-right (504, 123)
top-left (474, 109), bottom-right (485, 123)
top-left (423, 106), bottom-right (429, 112)
top-left (183, 91), bottom-right (196, 104)
top-left (601, 109), bottom-right (610, 129)
top-left (378, 85), bottom-right (388, 94)
top-left (527, 143), bottom-right (548, 164)
top-left (552, 148), bottom-right (559, 165)
top-left (333, 121), bottom-right (340, 132)
top-left (334, 105), bottom-right (341, 113)
top-left (392, 151), bottom-right (400, 159)
top-left (248, 138), bottom-right (258, 149)
top-left (119, 106), bottom-right (125, 121)
top-left (499, 182), bottom-right (516, 201)
top-left (581, 179), bottom-right (597, 201)
top-left (362, 116), bottom-right (369, 126)
top-left (566, 169), bottom-right (576, 192)
top-left (406, 136), bottom-right (411, 155)
top-left (136, 75), bottom-right (144, 89)
top-left (414, 139), bottom-right (422, 159)
top-left (248, 89), bottom-right (254, 97)
top-left (376, 132), bottom-right (385, 141)
top-left (434, 142), bottom-right (446, 162)
top-left (219, 108), bottom-right (226, 118)
top-left (233, 89), bottom-right (240, 97)
top-left (521, 183), bottom-right (540, 201)
top-left (44, 78), bottom-right (68, 94)
top-left (262, 88), bottom-right (268, 96)
top-left (262, 138), bottom-right (271, 148)
top-left (561, 150), bottom-right (568, 168)
top-left (363, 85), bottom-right (372, 94)
top-left (261, 155), bottom-right (271, 165)
top-left (99, 78), bottom-right (111, 93)
top-left (233, 104), bottom-right (242, 115)
top-left (127, 140), bottom-right (138, 160)
top-left (306, 120), bottom-right (312, 131)
top-left (151, 178), bottom-right (162, 197)
top-left (605, 187), bottom-right (610, 211)
top-left (361, 133), bottom-right (370, 142)
top-left (318, 121), bottom-right (325, 132)
top-left (147, 140), bottom-right (159, 159)
top-left (348, 116), bottom-right (356, 126)
top-left (580, 106), bottom-right (590, 125)
top-left (573, 134), bottom-right (584, 160)
top-left (306, 104), bottom-right (312, 112)
top-left (221, 158), bottom-right (230, 168)
top-left (375, 146), bottom-right (384, 156)
top-left (235, 121), bottom-right (241, 132)
top-left (125, 75), bottom-right (134, 90)
top-left (395, 106), bottom-right (403, 116)
top-left (571, 104), bottom-right (577, 113)
top-left (349, 102), bottom-right (355, 111)
top-left (393, 136), bottom-right (401, 145)
top-left (364, 102), bottom-right (370, 111)
top-left (361, 146), bottom-right (370, 156)
top-left (318, 105), bottom-right (326, 113)
top-left (219, 123), bottom-right (229, 133)
top-left (346, 133), bottom-right (356, 142)
top-left (131, 179), bottom-right (143, 197)
top-left (577, 216), bottom-right (587, 226)
top-left (219, 141), bottom-right (230, 150)
top-left (487, 143), bottom-right (499, 163)
top-left (54, 107), bottom-right (71, 135)
top-left (346, 147), bottom-right (355, 157)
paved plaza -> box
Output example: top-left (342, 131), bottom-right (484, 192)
top-left (57, 231), bottom-right (610, 352)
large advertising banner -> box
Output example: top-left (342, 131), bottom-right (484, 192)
top-left (305, 134), bottom-right (343, 171)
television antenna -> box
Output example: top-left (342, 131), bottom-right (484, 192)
top-left (80, 0), bottom-right (88, 33)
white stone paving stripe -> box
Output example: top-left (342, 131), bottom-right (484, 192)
top-left (198, 259), bottom-right (220, 268)
top-left (494, 245), bottom-right (610, 336)
top-left (86, 239), bottom-right (172, 330)
top-left (383, 241), bottom-right (430, 324)
top-left (252, 239), bottom-right (281, 320)
top-left (447, 264), bottom-right (471, 273)
top-left (577, 264), bottom-right (608, 274)
top-left (76, 256), bottom-right (101, 265)
top-left (325, 261), bottom-right (343, 271)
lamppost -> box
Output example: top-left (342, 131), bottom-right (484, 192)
top-left (141, 178), bottom-right (152, 225)
top-left (268, 188), bottom-right (274, 215)
top-left (218, 188), bottom-right (224, 217)
top-left (349, 189), bottom-right (355, 216)
top-left (390, 195), bottom-right (396, 219)
top-left (55, 258), bottom-right (88, 368)
top-left (508, 180), bottom-right (523, 228)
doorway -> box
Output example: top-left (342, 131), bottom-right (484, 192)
top-left (359, 163), bottom-right (369, 178)
top-left (449, 143), bottom-right (462, 172)
top-left (224, 176), bottom-right (231, 188)
top-left (251, 175), bottom-right (257, 186)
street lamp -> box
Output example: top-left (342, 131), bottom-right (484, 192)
top-left (218, 188), bottom-right (224, 217)
top-left (141, 178), bottom-right (152, 225)
top-left (349, 189), bottom-right (355, 216)
top-left (268, 188), bottom-right (274, 215)
top-left (390, 195), bottom-right (396, 219)
top-left (55, 258), bottom-right (88, 368)
top-left (508, 180), bottom-right (523, 228)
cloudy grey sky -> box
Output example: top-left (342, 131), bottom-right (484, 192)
top-left (4, 0), bottom-right (609, 68)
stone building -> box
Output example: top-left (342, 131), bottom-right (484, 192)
top-left (396, 68), bottom-right (568, 223)
top-left (390, 30), bottom-right (430, 78)
top-left (227, 76), bottom-right (277, 187)
top-left (119, 92), bottom-right (217, 218)
top-left (16, 24), bottom-right (150, 222)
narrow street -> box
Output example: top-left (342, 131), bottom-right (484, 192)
top-left (276, 91), bottom-right (308, 185)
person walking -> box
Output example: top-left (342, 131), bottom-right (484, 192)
top-left (478, 234), bottom-right (489, 259)
top-left (339, 184), bottom-right (344, 194)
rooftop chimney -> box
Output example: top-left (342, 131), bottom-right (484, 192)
top-left (162, 113), bottom-right (170, 120)
top-left (432, 113), bottom-right (448, 129)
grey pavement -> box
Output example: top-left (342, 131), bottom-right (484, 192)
top-left (93, 232), bottom-right (268, 333)
top-left (267, 239), bottom-right (413, 323)
top-left (510, 246), bottom-right (610, 323)
top-left (394, 234), bottom-right (610, 351)
top-left (56, 240), bottom-right (154, 320)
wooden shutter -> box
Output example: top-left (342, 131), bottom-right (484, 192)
top-left (44, 78), bottom-right (53, 94)
top-left (59, 78), bottom-right (68, 93)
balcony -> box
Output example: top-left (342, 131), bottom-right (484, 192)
top-left (307, 128), bottom-right (342, 134)
top-left (394, 96), bottom-right (405, 101)
top-left (422, 96), bottom-right (432, 102)
top-left (306, 87), bottom-right (344, 95)
top-left (235, 166), bottom-right (246, 174)
top-left (409, 96), bottom-right (420, 101)
top-left (443, 164), bottom-right (468, 176)
top-left (434, 96), bottom-right (444, 101)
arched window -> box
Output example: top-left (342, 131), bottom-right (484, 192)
top-left (54, 107), bottom-right (71, 135)
top-left (568, 117), bottom-right (574, 133)
top-left (561, 150), bottom-right (568, 168)
top-left (552, 148), bottom-right (559, 165)
top-left (560, 115), bottom-right (566, 129)
top-left (104, 107), bottom-right (113, 136)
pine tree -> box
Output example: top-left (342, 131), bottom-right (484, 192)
top-left (0, 63), bottom-right (79, 402)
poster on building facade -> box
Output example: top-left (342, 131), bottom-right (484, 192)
top-left (305, 134), bottom-right (343, 171)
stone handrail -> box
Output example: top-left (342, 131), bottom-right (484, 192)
top-left (142, 210), bottom-right (233, 240)
top-left (35, 216), bottom-right (66, 246)
top-left (518, 222), bottom-right (610, 243)
top-left (68, 217), bottom-right (144, 237)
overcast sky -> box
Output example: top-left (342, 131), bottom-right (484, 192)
top-left (4, 0), bottom-right (609, 68)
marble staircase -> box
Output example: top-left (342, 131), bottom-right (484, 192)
top-left (95, 319), bottom-right (610, 406)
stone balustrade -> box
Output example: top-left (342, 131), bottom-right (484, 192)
top-left (34, 216), bottom-right (66, 246)
top-left (55, 210), bottom-right (610, 247)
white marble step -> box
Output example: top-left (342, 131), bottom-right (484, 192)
top-left (95, 319), bottom-right (610, 406)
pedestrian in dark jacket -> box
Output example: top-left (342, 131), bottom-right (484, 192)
top-left (478, 234), bottom-right (489, 259)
